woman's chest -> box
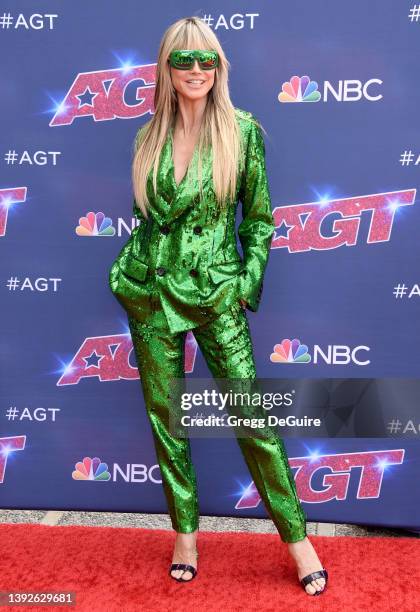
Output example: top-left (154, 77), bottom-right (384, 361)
top-left (171, 129), bottom-right (200, 187)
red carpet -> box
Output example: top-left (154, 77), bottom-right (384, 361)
top-left (1, 523), bottom-right (418, 611)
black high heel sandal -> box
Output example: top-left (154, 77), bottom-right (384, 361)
top-left (169, 551), bottom-right (199, 582)
top-left (300, 568), bottom-right (328, 595)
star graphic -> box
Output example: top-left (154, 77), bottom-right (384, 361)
top-left (83, 351), bottom-right (103, 369)
top-left (276, 218), bottom-right (295, 239)
top-left (76, 87), bottom-right (98, 108)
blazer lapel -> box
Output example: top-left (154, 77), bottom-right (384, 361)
top-left (146, 126), bottom-right (213, 226)
top-left (166, 150), bottom-right (213, 224)
top-left (144, 133), bottom-right (173, 226)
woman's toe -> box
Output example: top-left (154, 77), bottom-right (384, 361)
top-left (304, 582), bottom-right (317, 595)
top-left (171, 569), bottom-right (182, 579)
top-left (179, 570), bottom-right (193, 581)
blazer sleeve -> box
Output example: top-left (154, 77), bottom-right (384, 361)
top-left (237, 116), bottom-right (276, 312)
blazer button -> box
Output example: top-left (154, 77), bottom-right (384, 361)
top-left (193, 225), bottom-right (202, 235)
top-left (189, 269), bottom-right (198, 277)
top-left (160, 224), bottom-right (170, 235)
top-left (156, 266), bottom-right (166, 276)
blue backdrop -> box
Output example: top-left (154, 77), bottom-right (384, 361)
top-left (1, 1), bottom-right (419, 534)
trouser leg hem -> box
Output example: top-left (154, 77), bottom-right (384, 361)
top-left (172, 521), bottom-right (199, 534)
top-left (279, 528), bottom-right (308, 543)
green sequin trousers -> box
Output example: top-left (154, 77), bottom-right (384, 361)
top-left (127, 299), bottom-right (307, 543)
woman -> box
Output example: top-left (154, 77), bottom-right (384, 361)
top-left (109, 16), bottom-right (328, 595)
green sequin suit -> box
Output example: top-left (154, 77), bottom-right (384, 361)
top-left (109, 108), bottom-right (307, 542)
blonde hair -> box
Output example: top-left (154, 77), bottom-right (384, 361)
top-left (131, 15), bottom-right (257, 219)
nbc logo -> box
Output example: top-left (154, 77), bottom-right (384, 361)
top-left (76, 211), bottom-right (115, 236)
top-left (278, 76), bottom-right (321, 103)
top-left (72, 456), bottom-right (111, 481)
top-left (270, 338), bottom-right (370, 366)
top-left (278, 75), bottom-right (382, 103)
top-left (270, 339), bottom-right (311, 363)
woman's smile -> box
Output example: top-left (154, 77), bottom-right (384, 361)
top-left (185, 79), bottom-right (205, 88)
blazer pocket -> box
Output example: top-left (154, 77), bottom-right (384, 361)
top-left (207, 259), bottom-right (245, 284)
top-left (120, 256), bottom-right (149, 283)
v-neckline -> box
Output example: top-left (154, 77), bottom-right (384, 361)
top-left (169, 125), bottom-right (198, 190)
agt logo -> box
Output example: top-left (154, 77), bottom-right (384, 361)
top-left (236, 449), bottom-right (405, 506)
top-left (49, 63), bottom-right (156, 126)
top-left (72, 456), bottom-right (161, 483)
top-left (272, 189), bottom-right (416, 253)
top-left (271, 339), bottom-right (370, 366)
top-left (56, 332), bottom-right (198, 385)
top-left (278, 75), bottom-right (383, 103)
top-left (0, 188), bottom-right (27, 237)
top-left (0, 436), bottom-right (26, 483)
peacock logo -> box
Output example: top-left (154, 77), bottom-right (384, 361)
top-left (72, 456), bottom-right (111, 481)
top-left (278, 76), bottom-right (321, 103)
top-left (270, 339), bottom-right (312, 363)
top-left (75, 211), bottom-right (115, 236)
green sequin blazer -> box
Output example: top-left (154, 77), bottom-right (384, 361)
top-left (109, 107), bottom-right (276, 334)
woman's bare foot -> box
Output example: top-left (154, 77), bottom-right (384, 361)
top-left (170, 529), bottom-right (198, 581)
top-left (287, 536), bottom-right (326, 595)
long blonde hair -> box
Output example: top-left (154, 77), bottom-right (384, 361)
top-left (132, 16), bottom-right (255, 220)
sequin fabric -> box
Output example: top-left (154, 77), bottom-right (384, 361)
top-left (108, 107), bottom-right (276, 334)
top-left (109, 107), bottom-right (307, 542)
top-left (128, 300), bottom-right (307, 543)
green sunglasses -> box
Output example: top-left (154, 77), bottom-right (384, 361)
top-left (168, 49), bottom-right (219, 70)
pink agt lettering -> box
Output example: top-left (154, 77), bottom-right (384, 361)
top-left (50, 65), bottom-right (157, 126)
top-left (57, 332), bottom-right (197, 385)
top-left (236, 449), bottom-right (404, 508)
top-left (272, 189), bottom-right (416, 252)
top-left (0, 436), bottom-right (26, 483)
top-left (0, 188), bottom-right (27, 236)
